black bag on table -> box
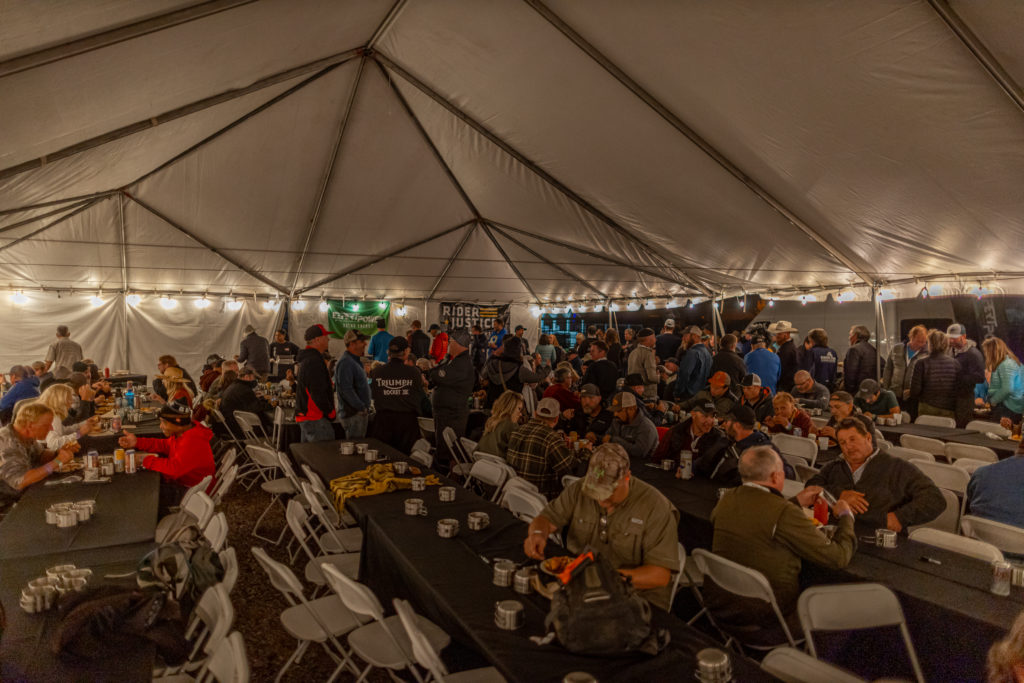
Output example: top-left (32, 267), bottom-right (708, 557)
top-left (545, 549), bottom-right (669, 656)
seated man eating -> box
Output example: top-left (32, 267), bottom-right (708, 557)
top-left (119, 401), bottom-right (215, 514)
top-left (523, 444), bottom-right (680, 610)
top-left (0, 403), bottom-right (75, 510)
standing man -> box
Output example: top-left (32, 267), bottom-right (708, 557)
top-left (369, 337), bottom-right (424, 453)
top-left (581, 340), bottom-right (618, 401)
top-left (487, 318), bottom-right (508, 357)
top-left (948, 323), bottom-right (986, 428)
top-left (842, 325), bottom-right (878, 394)
top-left (470, 324), bottom-right (489, 373)
top-left (769, 321), bottom-right (800, 392)
top-left (334, 330), bottom-right (371, 439)
top-left (674, 326), bottom-right (712, 400)
top-left (270, 329), bottom-right (300, 360)
top-left (882, 325), bottom-right (928, 408)
top-left (514, 325), bottom-right (530, 355)
top-left (295, 325), bottom-right (336, 442)
top-left (655, 319), bottom-right (681, 362)
top-left (743, 335), bottom-right (781, 394)
top-left (367, 318), bottom-right (394, 364)
top-left (627, 328), bottom-right (659, 402)
top-left (409, 320), bottom-right (432, 360)
top-left (44, 325), bottom-right (83, 376)
top-left (238, 324), bottom-right (271, 382)
top-left (429, 330), bottom-right (475, 470)
top-left (709, 333), bottom-right (747, 386)
top-left (428, 324), bottom-right (449, 364)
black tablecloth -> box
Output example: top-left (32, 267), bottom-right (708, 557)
top-left (79, 421), bottom-right (163, 455)
top-left (944, 432), bottom-right (1019, 457)
top-left (0, 471), bottom-right (160, 560)
top-left (0, 542), bottom-right (157, 682)
top-left (877, 423), bottom-right (975, 440)
top-left (294, 441), bottom-right (772, 682)
top-left (106, 373), bottom-right (147, 387)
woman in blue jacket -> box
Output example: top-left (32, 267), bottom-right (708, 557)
top-left (982, 337), bottom-right (1024, 422)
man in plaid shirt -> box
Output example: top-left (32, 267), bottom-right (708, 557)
top-left (506, 397), bottom-right (579, 498)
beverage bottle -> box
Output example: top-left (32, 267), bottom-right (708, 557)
top-left (677, 450), bottom-right (694, 480)
top-left (793, 427), bottom-right (802, 438)
top-left (104, 367), bottom-right (110, 378)
top-left (813, 496), bottom-right (830, 525)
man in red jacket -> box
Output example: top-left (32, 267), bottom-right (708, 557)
top-left (119, 401), bottom-right (215, 514)
top-left (428, 324), bottom-right (449, 364)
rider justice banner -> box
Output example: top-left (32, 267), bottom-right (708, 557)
top-left (440, 302), bottom-right (510, 332)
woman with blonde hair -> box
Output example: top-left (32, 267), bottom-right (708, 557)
top-left (35, 383), bottom-right (97, 450)
top-left (476, 390), bottom-right (525, 459)
top-left (157, 366), bottom-right (195, 406)
top-left (983, 337), bottom-right (1024, 422)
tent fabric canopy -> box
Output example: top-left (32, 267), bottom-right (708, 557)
top-left (2, 0), bottom-right (1024, 305)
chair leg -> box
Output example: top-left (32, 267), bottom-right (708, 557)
top-left (252, 495), bottom-right (288, 545)
top-left (274, 640), bottom-right (306, 683)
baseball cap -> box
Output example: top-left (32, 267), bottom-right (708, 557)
top-left (428, 323), bottom-right (441, 331)
top-left (709, 371), bottom-right (731, 387)
top-left (750, 334), bottom-right (767, 345)
top-left (450, 329), bottom-right (471, 347)
top-left (767, 321), bottom-right (798, 334)
top-left (857, 378), bottom-right (881, 400)
top-left (579, 383), bottom-right (602, 398)
top-left (664, 319), bottom-right (675, 328)
top-left (342, 330), bottom-right (368, 344)
top-left (690, 400), bottom-right (717, 415)
top-left (515, 325), bottom-right (526, 332)
top-left (304, 324), bottom-right (330, 341)
top-left (625, 373), bottom-right (644, 386)
top-left (536, 397), bottom-right (561, 419)
top-left (724, 404), bottom-right (756, 428)
top-left (388, 336), bottom-right (409, 353)
top-left (582, 444), bottom-right (630, 501)
top-left (376, 318), bottom-right (387, 328)
top-left (682, 325), bottom-right (702, 336)
top-left (609, 391), bottom-right (637, 410)
top-left (947, 323), bottom-right (967, 337)
top-left (637, 327), bottom-right (655, 338)
top-left (740, 373), bottom-right (762, 388)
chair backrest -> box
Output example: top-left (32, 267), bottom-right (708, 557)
top-left (943, 442), bottom-right (998, 463)
top-left (320, 563), bottom-right (385, 622)
top-left (215, 449), bottom-right (238, 479)
top-left (797, 583), bottom-right (923, 683)
top-left (245, 444), bottom-right (281, 469)
top-left (184, 491), bottom-right (216, 530)
top-left (442, 427), bottom-right (471, 465)
top-left (907, 488), bottom-right (960, 534)
top-left (668, 543), bottom-right (687, 607)
top-left (886, 446), bottom-right (934, 464)
top-left (211, 464), bottom-right (238, 505)
top-left (250, 546), bottom-right (304, 601)
top-left (300, 481), bottom-right (358, 552)
top-left (232, 410), bottom-right (262, 440)
top-left (691, 549), bottom-right (797, 646)
top-left (468, 459), bottom-right (510, 494)
top-left (181, 475), bottom-right (214, 509)
top-left (474, 452), bottom-right (506, 467)
top-left (410, 449), bottom-right (433, 467)
top-left (961, 515), bottom-right (1024, 556)
top-left (809, 416), bottom-right (829, 430)
top-left (967, 420), bottom-right (1011, 437)
top-left (301, 463), bottom-right (342, 526)
top-left (909, 459), bottom-right (970, 494)
top-left (211, 408), bottom-right (244, 445)
top-left (503, 487), bottom-right (548, 522)
top-left (192, 583), bottom-right (235, 658)
top-left (953, 458), bottom-right (993, 475)
top-left (417, 417), bottom-right (435, 438)
top-left (412, 437), bottom-right (433, 454)
top-left (200, 631), bottom-right (249, 683)
top-left (760, 646), bottom-right (865, 683)
top-left (393, 598), bottom-right (448, 681)
top-left (218, 547), bottom-right (238, 595)
top-left (274, 449), bottom-right (303, 490)
top-left (522, 385), bottom-right (537, 416)
top-left (909, 527), bottom-right (1004, 562)
top-left (915, 414), bottom-right (956, 428)
top-left (772, 433), bottom-right (818, 466)
top-left (285, 498), bottom-right (318, 562)
top-left (460, 437), bottom-right (478, 457)
top-left (780, 479), bottom-right (804, 499)
top-left (900, 434), bottom-right (946, 456)
top-left (203, 512), bottom-right (229, 552)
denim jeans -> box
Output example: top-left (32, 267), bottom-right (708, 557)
top-left (299, 418), bottom-right (336, 443)
top-left (340, 412), bottom-right (368, 440)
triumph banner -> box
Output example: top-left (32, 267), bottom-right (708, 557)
top-left (440, 301), bottom-right (510, 332)
top-left (326, 300), bottom-right (390, 338)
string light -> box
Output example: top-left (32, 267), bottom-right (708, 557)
top-left (262, 299), bottom-right (281, 311)
top-left (530, 305), bottom-right (542, 317)
top-left (666, 299), bottom-right (680, 309)
top-left (226, 298), bottom-right (243, 311)
top-left (644, 299), bottom-right (656, 310)
top-left (10, 291), bottom-right (28, 305)
top-left (90, 294), bottom-right (104, 308)
top-left (126, 293), bottom-right (141, 307)
top-left (626, 301), bottom-right (641, 312)
top-left (291, 299), bottom-right (307, 311)
top-left (318, 300), bottom-right (329, 313)
top-left (159, 295), bottom-right (177, 309)
top-left (194, 295), bottom-right (211, 309)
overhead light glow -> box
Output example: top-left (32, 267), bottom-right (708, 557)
top-left (378, 301), bottom-right (387, 309)
top-left (876, 289), bottom-right (897, 302)
top-left (767, 298), bottom-right (775, 308)
top-left (577, 304), bottom-right (588, 313)
top-left (837, 290), bottom-right (857, 303)
top-left (529, 305), bottom-right (542, 317)
top-left (318, 300), bottom-right (329, 313)
top-left (126, 294), bottom-right (141, 307)
top-left (926, 284), bottom-right (944, 297)
top-left (263, 299), bottom-right (280, 311)
top-left (226, 299), bottom-right (243, 311)
top-left (291, 299), bottom-right (307, 311)
top-left (159, 296), bottom-right (177, 309)
top-left (593, 304), bottom-right (603, 313)
top-left (10, 291), bottom-right (28, 305)
top-left (644, 300), bottom-right (656, 310)
top-left (395, 305), bottom-right (407, 317)
top-left (90, 295), bottom-right (104, 308)
top-left (194, 296), bottom-right (211, 309)
top-left (626, 301), bottom-right (640, 312)
top-left (666, 299), bottom-right (679, 309)
top-left (687, 299), bottom-right (694, 309)
top-left (609, 302), bottom-right (620, 312)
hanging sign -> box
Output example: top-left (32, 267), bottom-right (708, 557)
top-left (326, 300), bottom-right (390, 338)
top-left (440, 302), bottom-right (510, 332)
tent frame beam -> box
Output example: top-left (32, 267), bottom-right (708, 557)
top-left (524, 0), bottom-right (875, 287)
top-left (290, 55), bottom-right (368, 295)
top-left (367, 0), bottom-right (409, 50)
top-left (0, 0), bottom-right (257, 79)
top-left (123, 192), bottom-right (289, 294)
top-left (0, 191), bottom-right (120, 217)
top-left (0, 199), bottom-right (102, 255)
top-left (927, 0), bottom-right (1024, 116)
top-left (481, 224), bottom-right (540, 304)
top-left (118, 193), bottom-right (128, 293)
top-left (296, 218), bottom-right (477, 294)
top-left (428, 222), bottom-right (477, 299)
top-left (373, 52), bottom-right (713, 296)
top-left (487, 221), bottom-right (608, 300)
top-left (0, 199), bottom-right (94, 234)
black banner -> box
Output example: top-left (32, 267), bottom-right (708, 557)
top-left (440, 302), bottom-right (510, 332)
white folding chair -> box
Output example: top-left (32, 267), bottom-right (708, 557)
top-left (465, 459), bottom-right (510, 501)
top-left (781, 479), bottom-right (804, 499)
top-left (909, 527), bottom-right (1004, 562)
top-left (797, 583), bottom-right (923, 683)
top-left (412, 437), bottom-right (433, 455)
top-left (183, 491), bottom-right (216, 532)
top-left (443, 427), bottom-right (474, 480)
top-left (690, 549), bottom-right (799, 651)
top-left (234, 410), bottom-right (271, 445)
top-left (907, 488), bottom-right (961, 534)
top-left (199, 631), bottom-right (250, 683)
top-left (953, 458), bottom-right (994, 475)
top-left (284, 499), bottom-right (360, 589)
top-left (250, 546), bottom-right (365, 682)
top-left (301, 481), bottom-right (363, 554)
top-left (155, 475), bottom-right (213, 542)
top-left (966, 420), bottom-right (1012, 437)
top-left (900, 434), bottom-right (946, 457)
top-left (154, 583), bottom-right (235, 678)
top-left (910, 459), bottom-right (971, 495)
top-left (418, 417), bottom-right (436, 442)
top-left (521, 385), bottom-right (537, 416)
top-left (502, 487), bottom-right (548, 523)
top-left (915, 414), bottom-right (956, 428)
top-left (246, 445), bottom-right (297, 545)
top-left (218, 547), bottom-right (238, 595)
top-left (202, 512), bottom-right (229, 552)
top-left (497, 477), bottom-right (541, 508)
top-left (320, 564), bottom-right (451, 683)
top-left (394, 598), bottom-right (506, 683)
top-left (301, 463), bottom-right (358, 528)
top-left (760, 646), bottom-right (865, 683)
top-left (410, 449), bottom-right (434, 468)
top-left (209, 464), bottom-right (239, 506)
top-left (772, 433), bottom-right (819, 467)
top-left (943, 442), bottom-right (998, 464)
top-left (668, 543), bottom-right (688, 608)
top-left (460, 437), bottom-right (478, 458)
top-left (886, 446), bottom-right (934, 464)
top-left (809, 416), bottom-right (829, 430)
top-left (780, 454), bottom-right (818, 484)
top-left (960, 515), bottom-right (1024, 556)
top-left (214, 448), bottom-right (238, 481)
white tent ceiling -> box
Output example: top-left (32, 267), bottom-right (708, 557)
top-left (2, 0), bottom-right (1024, 305)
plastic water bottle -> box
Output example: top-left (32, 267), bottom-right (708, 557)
top-left (677, 450), bottom-right (694, 480)
top-left (793, 427), bottom-right (802, 438)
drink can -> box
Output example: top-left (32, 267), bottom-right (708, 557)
top-left (85, 450), bottom-right (99, 469)
top-left (677, 450), bottom-right (693, 480)
top-left (125, 449), bottom-right (137, 474)
top-left (992, 561), bottom-right (1012, 596)
top-left (793, 427), bottom-right (802, 438)
top-left (114, 449), bottom-right (125, 473)
top-left (112, 414), bottom-right (121, 432)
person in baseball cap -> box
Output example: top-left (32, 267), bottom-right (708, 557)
top-left (739, 373), bottom-right (773, 423)
top-left (504, 396), bottom-right (578, 497)
top-left (652, 397), bottom-right (730, 463)
top-left (853, 378), bottom-right (901, 420)
top-left (521, 441), bottom-right (680, 610)
top-left (304, 324), bottom-right (330, 342)
top-left (342, 330), bottom-right (368, 345)
top-left (605, 391), bottom-right (659, 458)
top-left (769, 321), bottom-right (801, 393)
top-left (946, 323), bottom-right (986, 426)
top-left (680, 370), bottom-right (737, 416)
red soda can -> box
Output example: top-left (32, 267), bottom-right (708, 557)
top-left (813, 497), bottom-right (829, 525)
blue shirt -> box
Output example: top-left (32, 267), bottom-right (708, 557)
top-left (487, 328), bottom-right (507, 357)
top-left (968, 457), bottom-right (1024, 529)
top-left (0, 378), bottom-right (40, 412)
top-left (334, 351), bottom-right (370, 412)
top-left (674, 344), bottom-right (712, 398)
top-left (368, 330), bottom-right (394, 363)
top-left (744, 348), bottom-right (781, 394)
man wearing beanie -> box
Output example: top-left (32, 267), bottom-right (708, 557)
top-left (370, 336), bottom-right (425, 453)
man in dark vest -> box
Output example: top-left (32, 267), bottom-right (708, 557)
top-left (429, 330), bottom-right (475, 471)
top-left (369, 336), bottom-right (425, 454)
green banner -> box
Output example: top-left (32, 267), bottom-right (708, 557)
top-left (326, 300), bottom-right (390, 338)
